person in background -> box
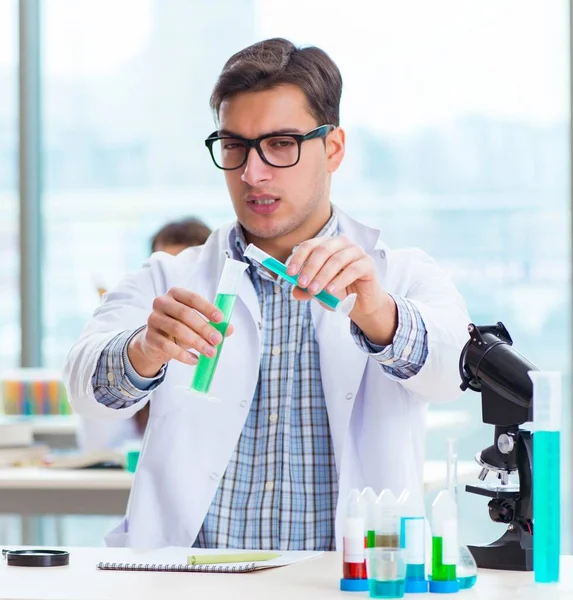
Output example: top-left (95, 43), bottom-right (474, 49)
top-left (96, 218), bottom-right (212, 300)
top-left (78, 217), bottom-right (211, 452)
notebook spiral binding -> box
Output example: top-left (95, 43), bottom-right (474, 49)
top-left (96, 561), bottom-right (257, 573)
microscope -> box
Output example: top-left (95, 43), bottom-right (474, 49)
top-left (459, 322), bottom-right (538, 571)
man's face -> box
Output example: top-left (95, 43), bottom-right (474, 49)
top-left (218, 84), bottom-right (344, 246)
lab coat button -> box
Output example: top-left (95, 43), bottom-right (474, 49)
top-left (240, 400), bottom-right (248, 408)
top-left (379, 250), bottom-right (386, 259)
top-left (345, 393), bottom-right (353, 400)
top-left (210, 473), bottom-right (218, 481)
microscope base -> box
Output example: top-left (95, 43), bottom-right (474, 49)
top-left (468, 527), bottom-right (533, 571)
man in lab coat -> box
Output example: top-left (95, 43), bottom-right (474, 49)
top-left (64, 38), bottom-right (470, 550)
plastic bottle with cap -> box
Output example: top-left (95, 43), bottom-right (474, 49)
top-left (430, 489), bottom-right (460, 594)
top-left (398, 488), bottom-right (428, 593)
top-left (374, 489), bottom-right (400, 548)
top-left (361, 487), bottom-right (378, 549)
top-left (340, 489), bottom-right (368, 592)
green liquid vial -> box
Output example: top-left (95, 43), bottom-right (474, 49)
top-left (366, 530), bottom-right (377, 548)
top-left (191, 293), bottom-right (237, 394)
top-left (431, 536), bottom-right (456, 581)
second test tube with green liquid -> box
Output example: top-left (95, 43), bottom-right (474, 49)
top-left (191, 258), bottom-right (248, 395)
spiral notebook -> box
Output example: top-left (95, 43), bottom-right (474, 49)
top-left (96, 547), bottom-right (323, 573)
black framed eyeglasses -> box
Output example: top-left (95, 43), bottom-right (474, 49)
top-left (204, 124), bottom-right (336, 170)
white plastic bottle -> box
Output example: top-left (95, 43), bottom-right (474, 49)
top-left (361, 487), bottom-right (378, 548)
top-left (340, 489), bottom-right (368, 592)
top-left (375, 489), bottom-right (400, 548)
top-left (430, 489), bottom-right (460, 594)
top-left (398, 489), bottom-right (428, 593)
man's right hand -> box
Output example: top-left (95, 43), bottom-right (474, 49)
top-left (127, 288), bottom-right (234, 378)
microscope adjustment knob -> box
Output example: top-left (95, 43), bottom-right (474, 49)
top-left (488, 499), bottom-right (514, 524)
top-left (478, 467), bottom-right (489, 481)
top-left (497, 433), bottom-right (515, 454)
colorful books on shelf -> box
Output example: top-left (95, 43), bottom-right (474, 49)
top-left (0, 369), bottom-right (71, 416)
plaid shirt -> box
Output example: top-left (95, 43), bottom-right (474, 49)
top-left (92, 211), bottom-right (428, 550)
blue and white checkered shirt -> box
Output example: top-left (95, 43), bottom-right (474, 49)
top-left (92, 211), bottom-right (429, 550)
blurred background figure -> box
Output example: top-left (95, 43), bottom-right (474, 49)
top-left (151, 216), bottom-right (212, 256)
top-left (79, 217), bottom-right (212, 452)
top-left (96, 217), bottom-right (212, 300)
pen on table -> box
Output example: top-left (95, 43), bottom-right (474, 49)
top-left (187, 552), bottom-right (280, 566)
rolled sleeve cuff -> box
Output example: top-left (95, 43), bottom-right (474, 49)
top-left (92, 327), bottom-right (167, 409)
top-left (351, 295), bottom-right (428, 378)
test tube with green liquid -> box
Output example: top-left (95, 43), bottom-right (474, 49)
top-left (190, 257), bottom-right (248, 395)
top-left (243, 243), bottom-right (357, 315)
top-left (430, 489), bottom-right (460, 594)
top-left (361, 487), bottom-right (378, 548)
top-left (529, 370), bottom-right (561, 584)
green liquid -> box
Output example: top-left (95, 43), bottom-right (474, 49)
top-left (533, 430), bottom-right (561, 583)
top-left (431, 536), bottom-right (456, 581)
top-left (191, 293), bottom-right (237, 394)
top-left (261, 256), bottom-right (340, 310)
top-left (367, 530), bottom-right (377, 548)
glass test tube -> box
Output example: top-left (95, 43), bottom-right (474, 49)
top-left (398, 489), bottom-right (427, 588)
top-left (362, 487), bottom-right (378, 548)
top-left (430, 489), bottom-right (460, 594)
top-left (375, 489), bottom-right (400, 548)
top-left (342, 489), bottom-right (368, 581)
top-left (190, 258), bottom-right (248, 395)
top-left (529, 370), bottom-right (561, 584)
top-left (243, 243), bottom-right (357, 315)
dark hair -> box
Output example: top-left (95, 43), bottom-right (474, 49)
top-left (210, 38), bottom-right (342, 127)
top-left (150, 217), bottom-right (211, 252)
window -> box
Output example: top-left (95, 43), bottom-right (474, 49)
top-left (257, 0), bottom-right (571, 549)
top-left (42, 0), bottom-right (570, 550)
top-left (0, 0), bottom-right (19, 369)
top-left (42, 0), bottom-right (256, 367)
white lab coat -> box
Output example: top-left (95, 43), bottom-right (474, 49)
top-left (76, 416), bottom-right (140, 452)
top-left (63, 209), bottom-right (470, 549)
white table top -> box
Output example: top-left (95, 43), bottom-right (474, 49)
top-left (0, 547), bottom-right (570, 600)
top-left (0, 460), bottom-right (478, 493)
top-left (0, 468), bottom-right (132, 490)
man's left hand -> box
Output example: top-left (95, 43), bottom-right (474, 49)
top-left (287, 235), bottom-right (397, 346)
